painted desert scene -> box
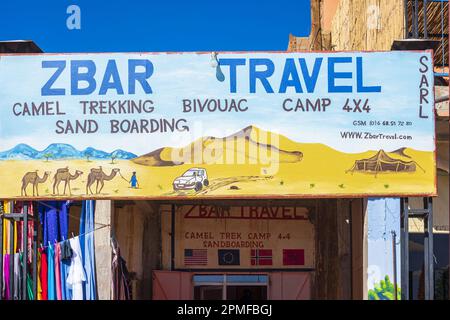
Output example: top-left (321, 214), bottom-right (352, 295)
top-left (0, 126), bottom-right (436, 199)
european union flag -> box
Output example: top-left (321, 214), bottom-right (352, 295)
top-left (218, 249), bottom-right (240, 266)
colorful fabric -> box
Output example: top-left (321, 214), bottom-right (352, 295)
top-left (13, 221), bottom-right (18, 253)
top-left (61, 240), bottom-right (73, 261)
top-left (2, 254), bottom-right (10, 299)
top-left (2, 202), bottom-right (10, 254)
top-left (39, 203), bottom-right (59, 245)
top-left (38, 201), bottom-right (71, 245)
top-left (79, 200), bottom-right (97, 300)
top-left (47, 245), bottom-right (56, 300)
top-left (19, 251), bottom-right (33, 300)
top-left (54, 243), bottom-right (63, 300)
top-left (67, 237), bottom-right (86, 300)
top-left (13, 253), bottom-right (21, 300)
top-left (26, 202), bottom-right (34, 264)
top-left (36, 201), bottom-right (73, 300)
top-left (59, 202), bottom-right (70, 240)
top-left (37, 249), bottom-right (42, 300)
top-left (61, 259), bottom-right (72, 300)
top-left (60, 240), bottom-right (72, 299)
top-left (39, 247), bottom-right (48, 300)
top-left (15, 201), bottom-right (34, 262)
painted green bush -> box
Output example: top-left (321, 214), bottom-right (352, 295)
top-left (368, 275), bottom-right (401, 300)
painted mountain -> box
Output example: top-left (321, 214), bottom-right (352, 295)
top-left (0, 143), bottom-right (137, 160)
top-left (132, 125), bottom-right (304, 166)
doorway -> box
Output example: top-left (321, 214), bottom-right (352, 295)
top-left (193, 274), bottom-right (268, 300)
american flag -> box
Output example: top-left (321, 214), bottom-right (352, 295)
top-left (184, 249), bottom-right (208, 266)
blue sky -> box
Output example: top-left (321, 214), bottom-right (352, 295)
top-left (0, 0), bottom-right (312, 52)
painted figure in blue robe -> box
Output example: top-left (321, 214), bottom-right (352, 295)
top-left (129, 172), bottom-right (139, 189)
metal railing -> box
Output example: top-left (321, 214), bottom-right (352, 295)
top-left (405, 0), bottom-right (449, 76)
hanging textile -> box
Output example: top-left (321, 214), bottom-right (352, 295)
top-left (38, 202), bottom-right (59, 245)
top-left (2, 202), bottom-right (11, 254)
top-left (39, 247), bottom-right (48, 300)
top-left (37, 249), bottom-right (42, 300)
top-left (17, 202), bottom-right (34, 263)
top-left (36, 200), bottom-right (72, 300)
top-left (1, 201), bottom-right (40, 300)
top-left (59, 201), bottom-right (70, 240)
top-left (19, 251), bottom-right (33, 300)
top-left (2, 254), bottom-right (10, 299)
top-left (60, 240), bottom-right (73, 300)
top-left (79, 200), bottom-right (97, 300)
top-left (59, 257), bottom-right (66, 300)
top-left (13, 252), bottom-right (22, 300)
top-left (35, 201), bottom-right (73, 300)
top-left (54, 242), bottom-right (63, 300)
top-left (111, 238), bottom-right (132, 300)
top-left (58, 201), bottom-right (70, 300)
top-left (47, 244), bottom-right (56, 300)
top-left (38, 201), bottom-right (70, 246)
top-left (26, 271), bottom-right (33, 300)
top-left (13, 221), bottom-right (18, 253)
top-left (67, 236), bottom-right (86, 300)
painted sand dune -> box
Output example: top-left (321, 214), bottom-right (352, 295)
top-left (133, 125), bottom-right (304, 166)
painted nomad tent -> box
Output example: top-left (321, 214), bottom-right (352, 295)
top-left (347, 150), bottom-right (425, 176)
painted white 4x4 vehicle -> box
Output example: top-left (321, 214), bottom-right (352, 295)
top-left (173, 167), bottom-right (209, 191)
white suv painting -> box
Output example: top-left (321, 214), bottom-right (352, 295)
top-left (173, 167), bottom-right (209, 191)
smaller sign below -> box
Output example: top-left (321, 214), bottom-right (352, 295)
top-left (174, 205), bottom-right (315, 269)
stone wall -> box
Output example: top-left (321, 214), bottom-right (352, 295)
top-left (331, 0), bottom-right (404, 51)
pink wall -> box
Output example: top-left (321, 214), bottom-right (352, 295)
top-left (152, 271), bottom-right (311, 300)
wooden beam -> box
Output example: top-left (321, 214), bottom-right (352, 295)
top-left (94, 200), bottom-right (114, 300)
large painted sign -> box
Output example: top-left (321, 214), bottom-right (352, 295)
top-left (0, 51), bottom-right (436, 199)
top-left (174, 205), bottom-right (315, 269)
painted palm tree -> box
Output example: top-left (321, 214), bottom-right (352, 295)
top-left (21, 171), bottom-right (51, 197)
top-left (86, 168), bottom-right (120, 195)
top-left (53, 168), bottom-right (83, 195)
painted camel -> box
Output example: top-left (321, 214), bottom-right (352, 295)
top-left (21, 171), bottom-right (51, 197)
top-left (86, 167), bottom-right (120, 195)
top-left (53, 167), bottom-right (83, 195)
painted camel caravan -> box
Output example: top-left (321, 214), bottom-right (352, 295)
top-left (86, 167), bottom-right (121, 195)
top-left (20, 167), bottom-right (121, 196)
top-left (53, 167), bottom-right (84, 195)
top-left (21, 171), bottom-right (51, 197)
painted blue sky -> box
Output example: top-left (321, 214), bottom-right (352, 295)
top-left (367, 198), bottom-right (401, 290)
top-left (0, 0), bottom-right (312, 52)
